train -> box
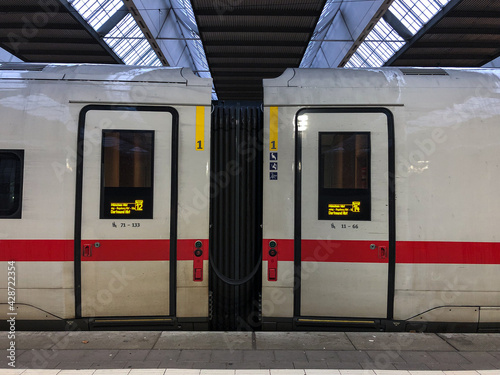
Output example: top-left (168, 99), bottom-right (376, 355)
top-left (0, 63), bottom-right (499, 332)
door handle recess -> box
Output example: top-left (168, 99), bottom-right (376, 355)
top-left (370, 244), bottom-right (387, 260)
top-left (379, 246), bottom-right (387, 259)
top-left (82, 244), bottom-right (92, 257)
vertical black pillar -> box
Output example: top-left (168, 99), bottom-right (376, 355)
top-left (209, 101), bottom-right (263, 330)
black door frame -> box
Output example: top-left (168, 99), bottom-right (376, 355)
top-left (74, 105), bottom-right (179, 318)
top-left (293, 107), bottom-right (396, 319)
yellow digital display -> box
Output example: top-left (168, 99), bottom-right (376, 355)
top-left (328, 201), bottom-right (361, 216)
top-left (110, 200), bottom-right (144, 215)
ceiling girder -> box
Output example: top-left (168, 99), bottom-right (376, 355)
top-left (386, 0), bottom-right (500, 67)
top-left (96, 4), bottom-right (129, 36)
top-left (301, 0), bottom-right (393, 68)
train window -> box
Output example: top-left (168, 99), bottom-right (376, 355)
top-left (100, 130), bottom-right (154, 219)
top-left (318, 132), bottom-right (371, 221)
top-left (0, 150), bottom-right (23, 219)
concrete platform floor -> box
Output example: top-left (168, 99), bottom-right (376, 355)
top-left (1, 332), bottom-right (500, 374)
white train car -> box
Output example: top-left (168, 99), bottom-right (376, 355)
top-left (2, 64), bottom-right (500, 332)
top-left (0, 63), bottom-right (212, 329)
top-left (262, 67), bottom-right (500, 331)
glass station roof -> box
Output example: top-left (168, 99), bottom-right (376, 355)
top-left (69, 0), bottom-right (211, 70)
top-left (70, 0), bottom-right (123, 31)
top-left (70, 0), bottom-right (161, 66)
top-left (67, 0), bottom-right (453, 97)
top-left (301, 0), bottom-right (452, 69)
top-left (345, 0), bottom-right (452, 68)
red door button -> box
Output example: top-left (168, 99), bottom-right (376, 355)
top-left (193, 240), bottom-right (204, 281)
top-left (267, 240), bottom-right (278, 281)
top-left (269, 268), bottom-right (277, 280)
top-left (195, 268), bottom-right (203, 281)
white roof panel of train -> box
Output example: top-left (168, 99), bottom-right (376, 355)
top-left (265, 67), bottom-right (500, 87)
top-left (263, 67), bottom-right (500, 106)
top-left (0, 63), bottom-right (212, 87)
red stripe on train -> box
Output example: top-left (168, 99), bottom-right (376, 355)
top-left (263, 239), bottom-right (500, 265)
top-left (177, 239), bottom-right (209, 261)
top-left (397, 241), bottom-right (500, 264)
top-left (81, 239), bottom-right (170, 261)
top-left (0, 239), bottom-right (209, 262)
top-left (2, 239), bottom-right (499, 264)
top-left (301, 240), bottom-right (389, 263)
top-left (0, 240), bottom-right (74, 261)
top-left (262, 239), bottom-right (294, 261)
top-left (261, 239), bottom-right (388, 263)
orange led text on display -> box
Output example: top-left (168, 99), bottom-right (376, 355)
top-left (110, 200), bottom-right (144, 215)
top-left (328, 201), bottom-right (361, 216)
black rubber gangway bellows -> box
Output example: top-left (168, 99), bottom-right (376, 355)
top-left (209, 101), bottom-right (264, 331)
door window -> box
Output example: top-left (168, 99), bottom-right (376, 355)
top-left (100, 130), bottom-right (154, 219)
top-left (318, 132), bottom-right (371, 220)
top-left (0, 150), bottom-right (23, 218)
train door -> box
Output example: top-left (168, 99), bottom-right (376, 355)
top-left (76, 105), bottom-right (178, 318)
top-left (296, 108), bottom-right (394, 319)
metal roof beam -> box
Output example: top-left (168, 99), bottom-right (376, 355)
top-left (382, 9), bottom-right (412, 40)
top-left (396, 53), bottom-right (494, 60)
top-left (0, 37), bottom-right (99, 44)
top-left (0, 47), bottom-right (22, 62)
top-left (194, 9), bottom-right (320, 16)
top-left (208, 52), bottom-right (302, 59)
top-left (413, 41), bottom-right (500, 48)
top-left (96, 4), bottom-right (129, 37)
top-left (127, 0), bottom-right (205, 70)
top-left (122, 0), bottom-right (168, 65)
top-left (483, 56), bottom-right (500, 67)
top-left (385, 0), bottom-right (462, 66)
top-left (203, 40), bottom-right (305, 47)
top-left (199, 26), bottom-right (312, 33)
top-left (0, 23), bottom-right (83, 30)
top-left (0, 6), bottom-right (53, 12)
top-left (58, 0), bottom-right (123, 64)
top-left (301, 0), bottom-right (393, 68)
top-left (19, 49), bottom-right (112, 56)
top-left (448, 10), bottom-right (500, 18)
top-left (431, 27), bottom-right (500, 34)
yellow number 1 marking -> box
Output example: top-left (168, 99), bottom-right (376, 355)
top-left (270, 106), bottom-right (278, 151)
top-left (196, 106), bottom-right (205, 151)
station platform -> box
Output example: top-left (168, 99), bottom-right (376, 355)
top-left (1, 331), bottom-right (500, 374)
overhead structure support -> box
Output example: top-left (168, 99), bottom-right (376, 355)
top-left (382, 10), bottom-right (412, 41)
top-left (0, 47), bottom-right (22, 62)
top-left (122, 0), bottom-right (169, 66)
top-left (97, 5), bottom-right (129, 37)
top-left (301, 0), bottom-right (394, 68)
top-left (126, 0), bottom-right (208, 74)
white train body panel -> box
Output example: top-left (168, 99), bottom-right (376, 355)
top-left (0, 64), bottom-right (212, 323)
top-left (2, 63), bottom-right (500, 330)
top-left (262, 68), bottom-right (500, 326)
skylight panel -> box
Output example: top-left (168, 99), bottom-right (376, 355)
top-left (70, 0), bottom-right (214, 96)
top-left (70, 0), bottom-right (161, 67)
top-left (346, 18), bottom-right (405, 68)
top-left (177, 0), bottom-right (197, 27)
top-left (70, 0), bottom-right (123, 30)
top-left (389, 0), bottom-right (450, 36)
top-left (104, 14), bottom-right (161, 66)
top-left (346, 0), bottom-right (451, 68)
